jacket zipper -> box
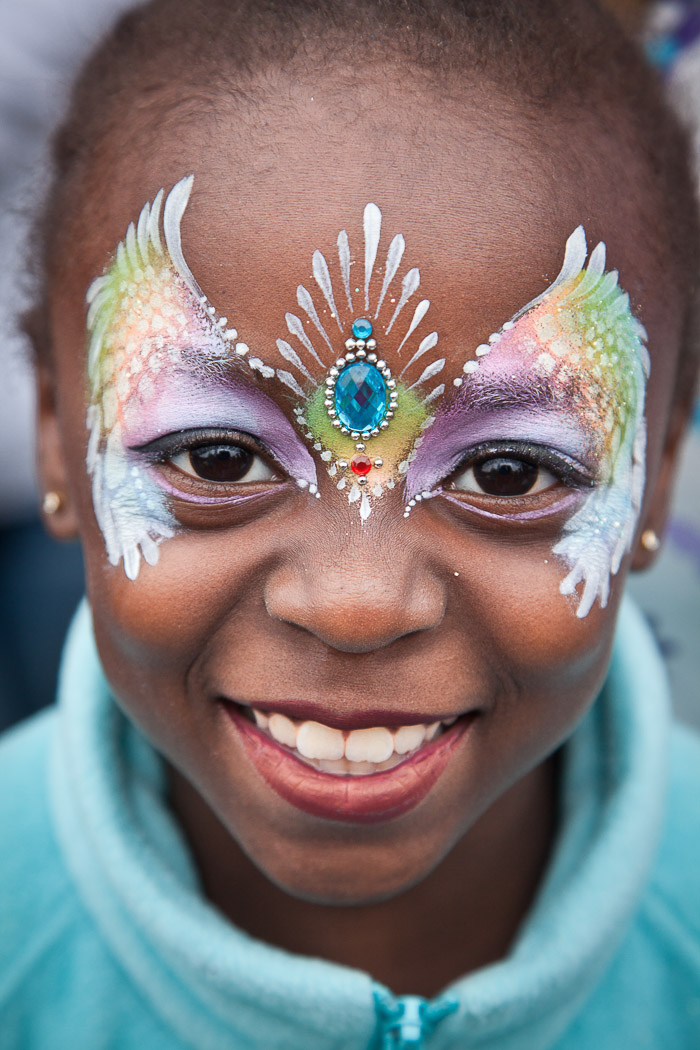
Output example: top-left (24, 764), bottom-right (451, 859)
top-left (372, 990), bottom-right (458, 1049)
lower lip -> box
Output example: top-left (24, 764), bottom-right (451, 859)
top-left (223, 705), bottom-right (475, 824)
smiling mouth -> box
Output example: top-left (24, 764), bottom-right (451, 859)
top-left (235, 706), bottom-right (459, 776)
top-left (221, 698), bottom-right (477, 824)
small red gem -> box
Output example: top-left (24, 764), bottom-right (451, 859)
top-left (350, 454), bottom-right (372, 476)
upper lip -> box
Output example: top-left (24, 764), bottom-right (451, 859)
top-left (222, 698), bottom-right (473, 731)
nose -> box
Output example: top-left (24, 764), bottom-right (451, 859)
top-left (263, 527), bottom-right (446, 653)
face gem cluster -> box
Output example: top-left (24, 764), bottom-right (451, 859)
top-left (278, 200), bottom-right (446, 522)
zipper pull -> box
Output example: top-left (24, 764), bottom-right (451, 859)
top-left (373, 991), bottom-right (458, 1049)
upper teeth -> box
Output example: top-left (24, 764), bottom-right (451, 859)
top-left (252, 709), bottom-right (455, 769)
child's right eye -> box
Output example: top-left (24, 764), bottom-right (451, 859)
top-left (170, 444), bottom-right (278, 484)
top-left (131, 427), bottom-right (285, 493)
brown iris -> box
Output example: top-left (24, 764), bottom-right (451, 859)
top-left (473, 457), bottom-right (538, 496)
top-left (188, 445), bottom-right (254, 482)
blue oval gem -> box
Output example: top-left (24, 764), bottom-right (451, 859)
top-left (351, 317), bottom-right (373, 339)
top-left (334, 362), bottom-right (387, 432)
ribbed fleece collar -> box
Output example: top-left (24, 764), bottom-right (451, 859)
top-left (50, 598), bottom-right (670, 1050)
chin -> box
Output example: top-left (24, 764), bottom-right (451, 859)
top-left (240, 824), bottom-right (452, 908)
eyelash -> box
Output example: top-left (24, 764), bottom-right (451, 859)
top-left (131, 428), bottom-right (284, 488)
top-left (447, 441), bottom-right (595, 498)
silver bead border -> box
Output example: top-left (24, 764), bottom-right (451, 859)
top-left (323, 337), bottom-right (399, 441)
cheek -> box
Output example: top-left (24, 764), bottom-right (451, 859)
top-left (85, 528), bottom-right (265, 757)
top-left (445, 519), bottom-right (618, 719)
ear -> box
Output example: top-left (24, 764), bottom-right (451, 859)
top-left (35, 364), bottom-right (80, 541)
top-left (631, 393), bottom-right (690, 571)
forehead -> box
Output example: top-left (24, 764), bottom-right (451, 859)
top-left (61, 75), bottom-right (679, 379)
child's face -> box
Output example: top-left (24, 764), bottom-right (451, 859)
top-left (42, 81), bottom-right (684, 904)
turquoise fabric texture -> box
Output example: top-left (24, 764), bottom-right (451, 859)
top-left (0, 597), bottom-right (699, 1049)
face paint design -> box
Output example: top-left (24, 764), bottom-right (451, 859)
top-left (85, 176), bottom-right (317, 580)
top-left (273, 203), bottom-right (446, 522)
top-left (409, 226), bottom-right (650, 618)
top-left (87, 176), bottom-right (648, 619)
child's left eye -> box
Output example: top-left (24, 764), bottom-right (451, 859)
top-left (446, 441), bottom-right (594, 502)
top-left (453, 456), bottom-right (557, 497)
top-left (170, 444), bottom-right (277, 484)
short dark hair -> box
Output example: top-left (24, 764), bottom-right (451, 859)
top-left (24, 0), bottom-right (700, 403)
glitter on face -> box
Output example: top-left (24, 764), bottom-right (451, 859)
top-left (85, 176), bottom-right (317, 580)
top-left (408, 226), bottom-right (650, 618)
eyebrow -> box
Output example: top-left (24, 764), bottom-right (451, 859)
top-left (464, 370), bottom-right (565, 414)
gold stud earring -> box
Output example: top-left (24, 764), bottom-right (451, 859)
top-left (42, 491), bottom-right (62, 515)
top-left (641, 529), bottom-right (660, 553)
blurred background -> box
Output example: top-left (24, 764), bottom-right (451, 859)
top-left (0, 0), bottom-right (698, 733)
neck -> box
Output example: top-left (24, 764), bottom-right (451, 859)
top-left (168, 753), bottom-right (559, 998)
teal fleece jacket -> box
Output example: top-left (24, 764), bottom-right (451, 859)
top-left (0, 598), bottom-right (699, 1049)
